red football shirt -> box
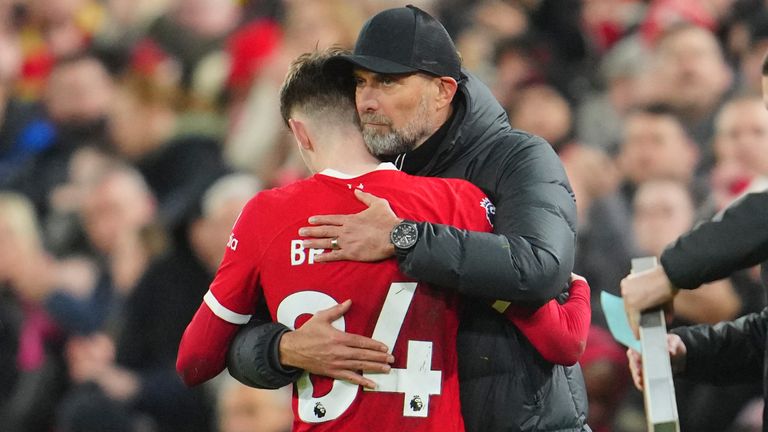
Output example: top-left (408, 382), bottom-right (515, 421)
top-left (206, 164), bottom-right (492, 432)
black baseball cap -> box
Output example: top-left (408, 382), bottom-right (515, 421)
top-left (328, 5), bottom-right (461, 80)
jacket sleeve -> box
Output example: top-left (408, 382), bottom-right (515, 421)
top-left (399, 136), bottom-right (577, 305)
top-left (671, 307), bottom-right (768, 385)
top-left (661, 191), bottom-right (768, 289)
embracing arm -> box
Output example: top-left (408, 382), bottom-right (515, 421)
top-left (401, 137), bottom-right (577, 305)
top-left (662, 191), bottom-right (768, 289)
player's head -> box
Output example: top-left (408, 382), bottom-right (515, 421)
top-left (280, 47), bottom-right (358, 130)
top-left (326, 5), bottom-right (460, 157)
top-left (280, 47), bottom-right (371, 173)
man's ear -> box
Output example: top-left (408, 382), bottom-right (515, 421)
top-left (435, 76), bottom-right (458, 110)
top-left (288, 118), bottom-right (312, 151)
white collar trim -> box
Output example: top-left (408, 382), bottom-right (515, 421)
top-left (318, 162), bottom-right (398, 179)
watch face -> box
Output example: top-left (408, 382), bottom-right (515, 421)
top-left (393, 223), bottom-right (418, 249)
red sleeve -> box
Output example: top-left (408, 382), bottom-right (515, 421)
top-left (177, 304), bottom-right (239, 386)
top-left (176, 196), bottom-right (265, 386)
top-left (503, 279), bottom-right (591, 365)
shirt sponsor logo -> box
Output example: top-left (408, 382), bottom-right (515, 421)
top-left (227, 234), bottom-right (239, 251)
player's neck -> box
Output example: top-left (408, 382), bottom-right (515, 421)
top-left (314, 135), bottom-right (382, 177)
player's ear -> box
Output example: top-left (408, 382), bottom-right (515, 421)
top-left (289, 118), bottom-right (313, 152)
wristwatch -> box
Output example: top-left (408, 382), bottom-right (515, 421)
top-left (390, 220), bottom-right (419, 256)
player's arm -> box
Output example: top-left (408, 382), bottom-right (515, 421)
top-left (176, 196), bottom-right (266, 386)
top-left (501, 274), bottom-right (590, 365)
top-left (177, 302), bottom-right (243, 386)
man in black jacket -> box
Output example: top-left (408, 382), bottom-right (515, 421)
top-left (227, 6), bottom-right (589, 431)
top-left (624, 191), bottom-right (768, 429)
top-left (622, 55), bottom-right (768, 431)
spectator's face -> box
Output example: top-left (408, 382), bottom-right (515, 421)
top-left (218, 385), bottom-right (292, 432)
top-left (45, 59), bottom-right (114, 125)
top-left (509, 85), bottom-right (572, 148)
top-left (190, 198), bottom-right (248, 272)
top-left (0, 215), bottom-right (25, 282)
top-left (633, 181), bottom-right (694, 257)
top-left (716, 99), bottom-right (768, 176)
top-left (619, 112), bottom-right (697, 184)
top-left (0, 32), bottom-right (21, 85)
top-left (173, 0), bottom-right (239, 39)
top-left (654, 27), bottom-right (730, 112)
top-left (354, 69), bottom-right (437, 157)
top-left (82, 173), bottom-right (153, 255)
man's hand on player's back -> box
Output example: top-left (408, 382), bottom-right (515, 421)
top-left (279, 299), bottom-right (395, 389)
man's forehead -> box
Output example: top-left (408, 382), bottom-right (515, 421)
top-left (352, 67), bottom-right (422, 80)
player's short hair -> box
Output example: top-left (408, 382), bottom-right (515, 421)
top-left (279, 47), bottom-right (358, 128)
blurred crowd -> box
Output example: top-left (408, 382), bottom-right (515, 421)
top-left (1, 0), bottom-right (768, 431)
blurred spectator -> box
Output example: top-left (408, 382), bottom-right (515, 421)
top-left (57, 173), bottom-right (259, 432)
top-left (712, 95), bottom-right (768, 204)
top-left (648, 23), bottom-right (734, 171)
top-left (0, 192), bottom-right (68, 432)
top-left (0, 30), bottom-right (49, 182)
top-left (617, 104), bottom-right (703, 205)
top-left (108, 73), bottom-right (229, 229)
top-left (735, 11), bottom-right (768, 95)
top-left (576, 35), bottom-right (655, 154)
top-left (487, 35), bottom-right (543, 114)
top-left (4, 54), bottom-right (114, 218)
top-left (139, 0), bottom-right (241, 98)
top-left (224, 0), bottom-right (365, 185)
top-left (45, 162), bottom-right (157, 336)
top-left (509, 83), bottom-right (620, 221)
top-left (14, 0), bottom-right (105, 98)
top-left (580, 325), bottom-right (631, 432)
top-left (216, 377), bottom-right (292, 432)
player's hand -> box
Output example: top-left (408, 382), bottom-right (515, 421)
top-left (300, 189), bottom-right (400, 262)
top-left (627, 333), bottom-right (686, 391)
top-left (621, 266), bottom-right (678, 338)
top-left (279, 300), bottom-right (394, 389)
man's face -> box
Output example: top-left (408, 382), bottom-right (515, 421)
top-left (654, 27), bottom-right (729, 111)
top-left (619, 112), bottom-right (696, 184)
top-left (632, 181), bottom-right (693, 257)
top-left (716, 99), bottom-right (768, 176)
top-left (353, 69), bottom-right (436, 157)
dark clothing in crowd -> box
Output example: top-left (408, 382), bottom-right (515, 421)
top-left (0, 287), bottom-right (68, 432)
top-left (134, 135), bottom-right (229, 228)
top-left (116, 243), bottom-right (215, 432)
top-left (227, 71), bottom-right (590, 432)
top-left (55, 242), bottom-right (214, 432)
top-left (0, 100), bottom-right (51, 182)
top-left (3, 119), bottom-right (109, 218)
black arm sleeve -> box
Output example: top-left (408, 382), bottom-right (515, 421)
top-left (661, 192), bottom-right (768, 289)
top-left (671, 307), bottom-right (768, 385)
top-left (226, 318), bottom-right (302, 389)
top-left (399, 136), bottom-right (577, 305)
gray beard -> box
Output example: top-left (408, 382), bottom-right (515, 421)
top-left (361, 98), bottom-right (433, 157)
top-left (362, 128), bottom-right (415, 157)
